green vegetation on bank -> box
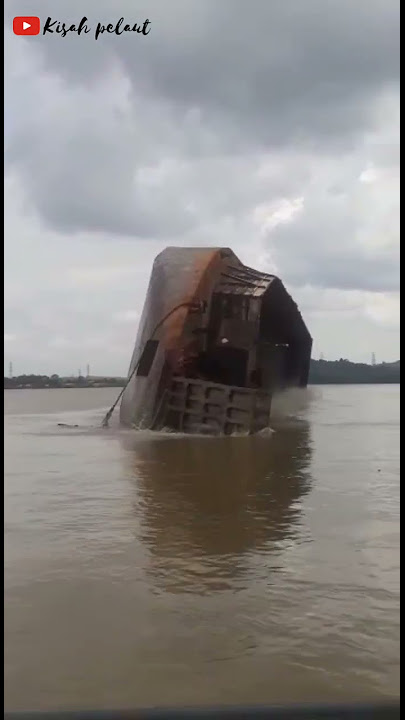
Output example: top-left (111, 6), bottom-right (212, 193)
top-left (4, 374), bottom-right (127, 389)
top-left (4, 359), bottom-right (400, 389)
top-left (308, 359), bottom-right (400, 384)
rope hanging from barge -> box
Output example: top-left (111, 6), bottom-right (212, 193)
top-left (101, 300), bottom-right (204, 429)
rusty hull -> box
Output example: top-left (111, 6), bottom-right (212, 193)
top-left (119, 247), bottom-right (312, 432)
top-left (120, 247), bottom-right (225, 429)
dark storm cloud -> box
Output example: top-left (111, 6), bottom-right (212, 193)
top-left (6, 0), bottom-right (400, 147)
top-left (4, 0), bottom-right (400, 296)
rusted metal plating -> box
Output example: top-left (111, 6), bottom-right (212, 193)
top-left (119, 248), bottom-right (312, 432)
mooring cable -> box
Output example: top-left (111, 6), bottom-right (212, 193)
top-left (100, 300), bottom-right (203, 429)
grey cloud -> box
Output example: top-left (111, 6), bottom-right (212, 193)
top-left (265, 174), bottom-right (400, 293)
top-left (4, 0), bottom-right (400, 371)
top-left (4, 0), bottom-right (399, 241)
top-left (5, 0), bottom-right (400, 146)
top-left (271, 235), bottom-right (400, 293)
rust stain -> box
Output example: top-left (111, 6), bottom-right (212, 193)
top-left (160, 248), bottom-right (221, 358)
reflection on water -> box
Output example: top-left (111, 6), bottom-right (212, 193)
top-left (121, 420), bottom-right (312, 593)
top-left (4, 386), bottom-right (400, 710)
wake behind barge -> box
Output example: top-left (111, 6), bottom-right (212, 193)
top-left (119, 247), bottom-right (312, 435)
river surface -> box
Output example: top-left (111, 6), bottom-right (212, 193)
top-left (4, 385), bottom-right (400, 711)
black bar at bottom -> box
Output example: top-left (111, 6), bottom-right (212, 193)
top-left (4, 702), bottom-right (400, 720)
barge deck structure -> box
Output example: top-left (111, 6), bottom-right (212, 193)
top-left (119, 247), bottom-right (312, 435)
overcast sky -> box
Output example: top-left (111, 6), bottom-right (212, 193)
top-left (4, 0), bottom-right (400, 376)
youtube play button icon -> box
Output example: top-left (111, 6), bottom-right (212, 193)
top-left (13, 16), bottom-right (41, 35)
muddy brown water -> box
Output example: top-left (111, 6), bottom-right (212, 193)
top-left (4, 385), bottom-right (400, 711)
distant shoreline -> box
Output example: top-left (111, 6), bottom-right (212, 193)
top-left (4, 381), bottom-right (401, 389)
top-left (4, 357), bottom-right (400, 390)
top-left (4, 377), bottom-right (127, 390)
top-left (4, 383), bottom-right (126, 389)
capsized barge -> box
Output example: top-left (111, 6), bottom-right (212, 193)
top-left (119, 247), bottom-right (312, 435)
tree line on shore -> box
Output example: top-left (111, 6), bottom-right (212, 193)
top-left (4, 374), bottom-right (126, 389)
top-left (4, 359), bottom-right (400, 389)
top-left (308, 358), bottom-right (400, 384)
